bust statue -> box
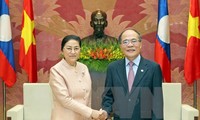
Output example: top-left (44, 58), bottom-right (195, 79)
top-left (82, 9), bottom-right (117, 44)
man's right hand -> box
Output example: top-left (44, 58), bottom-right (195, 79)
top-left (91, 109), bottom-right (103, 119)
top-left (99, 109), bottom-right (107, 120)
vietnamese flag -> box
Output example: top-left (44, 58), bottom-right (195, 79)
top-left (19, 0), bottom-right (37, 83)
top-left (184, 0), bottom-right (200, 84)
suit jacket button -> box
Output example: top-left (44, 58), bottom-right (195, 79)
top-left (128, 99), bottom-right (131, 101)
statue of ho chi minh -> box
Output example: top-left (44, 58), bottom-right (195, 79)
top-left (82, 9), bottom-right (118, 45)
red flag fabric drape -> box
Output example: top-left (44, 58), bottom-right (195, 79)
top-left (19, 0), bottom-right (37, 83)
top-left (184, 0), bottom-right (200, 84)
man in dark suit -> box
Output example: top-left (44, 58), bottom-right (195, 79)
top-left (100, 29), bottom-right (163, 120)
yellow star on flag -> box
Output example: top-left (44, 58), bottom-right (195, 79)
top-left (187, 13), bottom-right (200, 44)
top-left (21, 11), bottom-right (36, 54)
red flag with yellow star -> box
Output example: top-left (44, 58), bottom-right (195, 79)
top-left (19, 0), bottom-right (37, 83)
top-left (184, 0), bottom-right (200, 84)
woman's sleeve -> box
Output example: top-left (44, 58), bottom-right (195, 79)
top-left (49, 67), bottom-right (93, 118)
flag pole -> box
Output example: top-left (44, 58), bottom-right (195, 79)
top-left (194, 81), bottom-right (198, 120)
top-left (193, 81), bottom-right (197, 108)
top-left (2, 80), bottom-right (6, 120)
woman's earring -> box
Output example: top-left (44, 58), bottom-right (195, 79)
top-left (59, 52), bottom-right (64, 58)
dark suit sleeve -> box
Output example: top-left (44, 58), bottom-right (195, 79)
top-left (101, 64), bottom-right (114, 115)
top-left (152, 64), bottom-right (163, 120)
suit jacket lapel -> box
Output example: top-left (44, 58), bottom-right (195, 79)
top-left (116, 59), bottom-right (129, 93)
top-left (131, 57), bottom-right (148, 93)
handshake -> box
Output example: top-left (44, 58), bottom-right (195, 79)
top-left (91, 109), bottom-right (107, 120)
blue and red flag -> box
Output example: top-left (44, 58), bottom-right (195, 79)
top-left (0, 0), bottom-right (16, 87)
top-left (154, 0), bottom-right (171, 82)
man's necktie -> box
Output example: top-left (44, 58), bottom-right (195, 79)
top-left (128, 61), bottom-right (134, 92)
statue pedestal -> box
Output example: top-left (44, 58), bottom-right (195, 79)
top-left (90, 71), bottom-right (106, 109)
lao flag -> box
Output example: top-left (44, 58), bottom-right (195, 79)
top-left (154, 0), bottom-right (171, 82)
top-left (0, 0), bottom-right (16, 87)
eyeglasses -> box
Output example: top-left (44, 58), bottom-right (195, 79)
top-left (122, 39), bottom-right (141, 45)
top-left (64, 47), bottom-right (80, 52)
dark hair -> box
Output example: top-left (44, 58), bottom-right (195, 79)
top-left (61, 35), bottom-right (81, 50)
top-left (118, 29), bottom-right (142, 43)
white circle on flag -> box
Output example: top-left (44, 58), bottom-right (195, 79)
top-left (157, 15), bottom-right (170, 44)
top-left (0, 14), bottom-right (12, 42)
